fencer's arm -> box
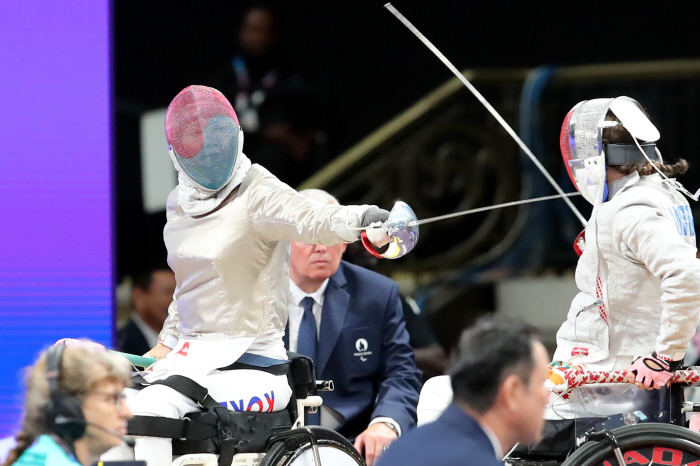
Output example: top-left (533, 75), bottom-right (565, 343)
top-left (146, 343), bottom-right (172, 359)
top-left (618, 204), bottom-right (700, 361)
top-left (152, 193), bottom-right (180, 358)
top-left (247, 170), bottom-right (374, 245)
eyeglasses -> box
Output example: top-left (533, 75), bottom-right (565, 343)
top-left (88, 390), bottom-right (127, 410)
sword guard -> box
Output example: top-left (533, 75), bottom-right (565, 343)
top-left (573, 230), bottom-right (586, 257)
top-left (361, 230), bottom-right (385, 259)
top-left (360, 201), bottom-right (419, 259)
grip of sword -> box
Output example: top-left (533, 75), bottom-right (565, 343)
top-left (110, 350), bottom-right (156, 368)
top-left (361, 231), bottom-right (385, 259)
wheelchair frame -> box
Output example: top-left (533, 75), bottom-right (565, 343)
top-left (126, 352), bottom-right (363, 466)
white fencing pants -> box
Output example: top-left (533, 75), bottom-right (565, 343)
top-left (131, 351), bottom-right (292, 466)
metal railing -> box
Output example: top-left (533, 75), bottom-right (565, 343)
top-left (300, 59), bottom-right (700, 281)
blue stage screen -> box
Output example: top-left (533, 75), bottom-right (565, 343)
top-left (0, 1), bottom-right (113, 436)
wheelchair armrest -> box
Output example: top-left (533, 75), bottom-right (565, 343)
top-left (286, 351), bottom-right (317, 399)
top-left (315, 380), bottom-right (334, 392)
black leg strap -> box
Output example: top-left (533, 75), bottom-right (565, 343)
top-left (149, 375), bottom-right (221, 411)
top-left (127, 414), bottom-right (218, 441)
top-left (127, 375), bottom-right (222, 439)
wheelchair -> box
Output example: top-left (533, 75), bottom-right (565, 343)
top-left (126, 352), bottom-right (366, 466)
top-left (505, 368), bottom-right (700, 466)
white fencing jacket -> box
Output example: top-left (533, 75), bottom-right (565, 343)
top-left (548, 172), bottom-right (700, 419)
top-left (158, 164), bottom-right (371, 370)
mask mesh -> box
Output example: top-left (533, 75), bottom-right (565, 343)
top-left (165, 86), bottom-right (240, 190)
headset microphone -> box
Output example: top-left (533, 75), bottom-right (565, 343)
top-left (85, 421), bottom-right (136, 448)
top-left (56, 415), bottom-right (135, 448)
top-left (47, 344), bottom-right (134, 448)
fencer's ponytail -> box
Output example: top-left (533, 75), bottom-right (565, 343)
top-left (603, 111), bottom-right (690, 178)
top-left (616, 159), bottom-right (689, 178)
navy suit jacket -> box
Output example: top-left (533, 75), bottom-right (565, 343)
top-left (376, 404), bottom-right (504, 466)
top-left (285, 261), bottom-right (422, 439)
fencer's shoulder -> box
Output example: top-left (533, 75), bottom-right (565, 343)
top-left (609, 176), bottom-right (676, 212)
top-left (244, 164), bottom-right (294, 190)
top-left (166, 187), bottom-right (180, 216)
top-left (417, 375), bottom-right (453, 426)
top-left (337, 261), bottom-right (398, 292)
top-left (420, 375), bottom-right (452, 401)
top-left (248, 163), bottom-right (271, 178)
top-left (239, 163), bottom-right (266, 185)
top-left (247, 163), bottom-right (280, 182)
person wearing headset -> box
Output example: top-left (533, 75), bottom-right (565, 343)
top-left (3, 340), bottom-right (132, 466)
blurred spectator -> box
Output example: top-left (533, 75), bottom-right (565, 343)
top-left (207, 5), bottom-right (303, 148)
top-left (116, 267), bottom-right (175, 356)
top-left (207, 5), bottom-right (334, 187)
top-left (377, 317), bottom-right (550, 466)
top-left (254, 89), bottom-right (325, 187)
top-left (400, 296), bottom-right (448, 380)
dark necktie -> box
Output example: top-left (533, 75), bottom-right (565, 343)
top-left (296, 297), bottom-right (318, 362)
top-left (296, 296), bottom-right (320, 425)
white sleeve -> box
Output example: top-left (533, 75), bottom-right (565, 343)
top-left (246, 168), bottom-right (371, 244)
top-left (617, 203), bottom-right (700, 361)
top-left (417, 375), bottom-right (453, 426)
top-left (368, 417), bottom-right (402, 436)
top-left (157, 299), bottom-right (180, 349)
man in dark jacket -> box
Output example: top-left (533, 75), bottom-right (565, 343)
top-left (117, 267), bottom-right (175, 356)
top-left (376, 317), bottom-right (550, 466)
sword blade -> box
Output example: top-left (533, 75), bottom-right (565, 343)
top-left (383, 3), bottom-right (587, 227)
top-left (408, 192), bottom-right (581, 227)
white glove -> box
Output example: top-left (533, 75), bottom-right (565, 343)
top-left (365, 222), bottom-right (390, 247)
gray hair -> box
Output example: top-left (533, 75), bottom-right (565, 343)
top-left (298, 189), bottom-right (340, 206)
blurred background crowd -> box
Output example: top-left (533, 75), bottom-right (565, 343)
top-left (115, 1), bottom-right (700, 361)
top-left (4, 0), bottom-right (700, 460)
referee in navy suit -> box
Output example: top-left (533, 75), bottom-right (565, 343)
top-left (284, 189), bottom-right (422, 466)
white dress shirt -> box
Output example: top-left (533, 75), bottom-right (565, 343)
top-left (480, 422), bottom-right (504, 460)
top-left (288, 280), bottom-right (329, 351)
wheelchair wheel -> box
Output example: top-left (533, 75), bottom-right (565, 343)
top-left (261, 427), bottom-right (365, 466)
top-left (561, 423), bottom-right (700, 466)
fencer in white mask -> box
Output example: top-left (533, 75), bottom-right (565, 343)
top-left (546, 96), bottom-right (700, 422)
top-left (129, 85), bottom-right (391, 466)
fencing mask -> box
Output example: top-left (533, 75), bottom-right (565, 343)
top-left (560, 96), bottom-right (661, 206)
top-left (165, 85), bottom-right (244, 191)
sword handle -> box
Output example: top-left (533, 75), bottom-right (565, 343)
top-left (110, 350), bottom-right (156, 368)
top-left (360, 230), bottom-right (385, 259)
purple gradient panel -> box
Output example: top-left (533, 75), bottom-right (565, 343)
top-left (0, 2), bottom-right (112, 436)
